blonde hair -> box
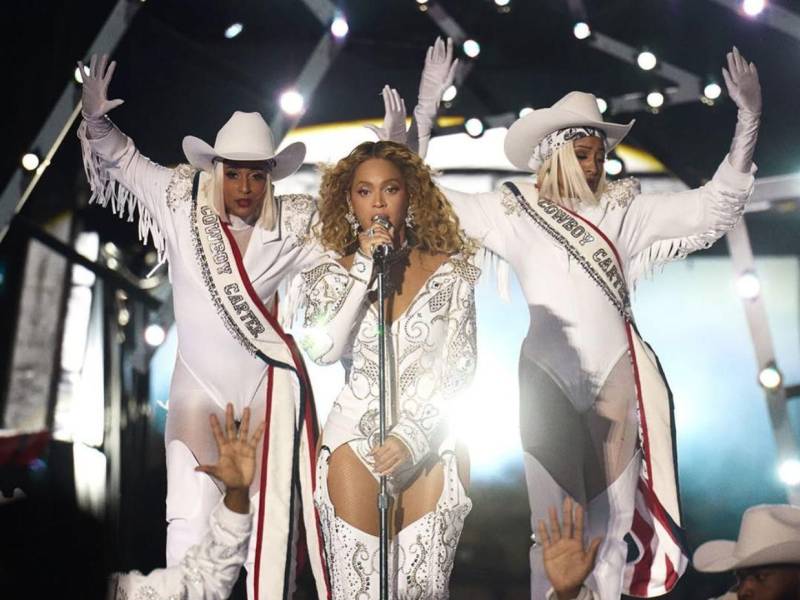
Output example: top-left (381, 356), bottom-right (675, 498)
top-left (536, 141), bottom-right (607, 211)
top-left (204, 161), bottom-right (277, 230)
top-left (316, 141), bottom-right (472, 256)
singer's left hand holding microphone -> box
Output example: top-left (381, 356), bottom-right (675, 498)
top-left (358, 220), bottom-right (394, 258)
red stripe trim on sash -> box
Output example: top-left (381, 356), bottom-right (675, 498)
top-left (219, 222), bottom-right (329, 596)
top-left (556, 204), bottom-right (657, 491)
top-left (253, 365), bottom-right (275, 600)
top-left (629, 509), bottom-right (655, 596)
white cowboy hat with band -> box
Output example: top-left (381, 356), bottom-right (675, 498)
top-left (694, 504), bottom-right (800, 572)
top-left (503, 91), bottom-right (635, 172)
top-left (182, 111), bottom-right (306, 180)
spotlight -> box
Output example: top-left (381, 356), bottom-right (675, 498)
top-left (463, 39), bottom-right (481, 58)
top-left (331, 15), bottom-right (349, 38)
top-left (605, 158), bottom-right (623, 176)
top-left (442, 85), bottom-right (458, 102)
top-left (21, 152), bottom-right (40, 172)
top-left (519, 107), bottom-right (533, 118)
top-left (494, 0), bottom-right (510, 5)
top-left (144, 323), bottom-right (166, 347)
top-left (224, 23), bottom-right (243, 39)
top-left (742, 0), bottom-right (765, 16)
top-left (596, 97), bottom-right (608, 114)
top-left (646, 91), bottom-right (665, 109)
top-left (758, 364), bottom-right (782, 390)
top-left (74, 64), bottom-right (90, 84)
top-left (704, 82), bottom-right (722, 101)
top-left (735, 271), bottom-right (761, 299)
top-left (416, 0), bottom-right (428, 3)
top-left (573, 22), bottom-right (591, 40)
top-left (465, 117), bottom-right (485, 138)
top-left (637, 51), bottom-right (658, 71)
top-left (779, 459), bottom-right (800, 486)
top-left (279, 89), bottom-right (305, 116)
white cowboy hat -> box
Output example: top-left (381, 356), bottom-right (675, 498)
top-left (503, 91), bottom-right (635, 172)
top-left (694, 504), bottom-right (800, 572)
top-left (182, 111), bottom-right (306, 180)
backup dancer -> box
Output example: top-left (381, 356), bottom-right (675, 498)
top-left (409, 41), bottom-right (761, 599)
top-left (77, 54), bottom-right (328, 599)
top-left (299, 141), bottom-right (477, 598)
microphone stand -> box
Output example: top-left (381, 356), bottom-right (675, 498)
top-left (374, 246), bottom-right (391, 600)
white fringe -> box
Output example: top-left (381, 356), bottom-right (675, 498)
top-left (626, 186), bottom-right (747, 287)
top-left (78, 121), bottom-right (166, 262)
top-left (475, 247), bottom-right (512, 302)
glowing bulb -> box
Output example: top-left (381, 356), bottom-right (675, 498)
top-left (779, 459), bottom-right (800, 486)
top-left (224, 23), bottom-right (243, 39)
top-left (416, 0), bottom-right (428, 4)
top-left (573, 22), bottom-right (591, 40)
top-left (735, 271), bottom-right (761, 299)
top-left (21, 153), bottom-right (40, 172)
top-left (279, 90), bottom-right (305, 116)
top-left (704, 82), bottom-right (722, 100)
top-left (144, 324), bottom-right (166, 347)
top-left (605, 158), bottom-right (623, 176)
top-left (74, 64), bottom-right (90, 83)
top-left (331, 16), bottom-right (349, 38)
top-left (646, 91), bottom-right (664, 109)
top-left (463, 39), bottom-right (481, 58)
top-left (742, 0), bottom-right (765, 16)
top-left (758, 365), bottom-right (782, 389)
top-left (596, 97), bottom-right (608, 114)
top-left (519, 107), bottom-right (533, 118)
top-left (494, 0), bottom-right (510, 5)
top-left (465, 117), bottom-right (484, 138)
top-left (442, 85), bottom-right (457, 102)
top-left (637, 51), bottom-right (657, 71)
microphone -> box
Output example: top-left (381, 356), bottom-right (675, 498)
top-left (371, 215), bottom-right (393, 260)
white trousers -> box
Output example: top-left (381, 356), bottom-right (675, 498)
top-left (525, 450), bottom-right (641, 600)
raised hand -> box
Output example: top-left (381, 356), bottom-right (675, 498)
top-left (77, 53), bottom-right (125, 119)
top-left (195, 404), bottom-right (266, 493)
top-left (722, 46), bottom-right (761, 115)
top-left (417, 36), bottom-right (459, 111)
top-left (365, 86), bottom-right (408, 144)
top-left (537, 497), bottom-right (602, 600)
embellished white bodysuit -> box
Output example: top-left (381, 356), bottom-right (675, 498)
top-left (300, 250), bottom-right (480, 599)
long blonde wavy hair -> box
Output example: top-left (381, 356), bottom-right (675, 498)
top-left (316, 141), bottom-right (472, 256)
top-left (536, 141), bottom-right (607, 211)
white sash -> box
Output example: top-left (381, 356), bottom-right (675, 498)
top-left (189, 170), bottom-right (330, 600)
top-left (504, 182), bottom-right (689, 597)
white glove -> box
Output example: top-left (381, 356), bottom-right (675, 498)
top-left (722, 47), bottom-right (761, 173)
top-left (78, 54), bottom-right (124, 120)
top-left (411, 37), bottom-right (459, 157)
top-left (365, 86), bottom-right (408, 144)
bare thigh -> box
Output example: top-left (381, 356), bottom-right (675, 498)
top-left (327, 444), bottom-right (380, 535)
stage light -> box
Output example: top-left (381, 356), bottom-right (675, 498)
top-left (573, 22), bottom-right (591, 40)
top-left (605, 158), bottom-right (623, 176)
top-left (279, 89), bottom-right (305, 116)
top-left (463, 39), bottom-right (481, 58)
top-left (331, 15), bottom-right (349, 38)
top-left (779, 459), bottom-right (800, 486)
top-left (637, 51), bottom-right (657, 71)
top-left (416, 0), bottom-right (428, 3)
top-left (704, 82), bottom-right (722, 101)
top-left (742, 0), bottom-right (765, 16)
top-left (646, 91), bottom-right (665, 109)
top-left (465, 117), bottom-right (484, 138)
top-left (144, 324), bottom-right (166, 347)
top-left (735, 271), bottom-right (761, 299)
top-left (74, 64), bottom-right (90, 84)
top-left (596, 97), bottom-right (608, 114)
top-left (224, 23), bottom-right (243, 39)
top-left (519, 107), bottom-right (533, 118)
top-left (442, 85), bottom-right (457, 102)
top-left (21, 152), bottom-right (40, 172)
top-left (494, 0), bottom-right (510, 5)
top-left (758, 365), bottom-right (782, 390)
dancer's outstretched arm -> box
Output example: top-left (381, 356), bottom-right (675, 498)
top-left (78, 54), bottom-right (175, 257)
top-left (110, 404), bottom-right (265, 600)
top-left (621, 47), bottom-right (760, 282)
